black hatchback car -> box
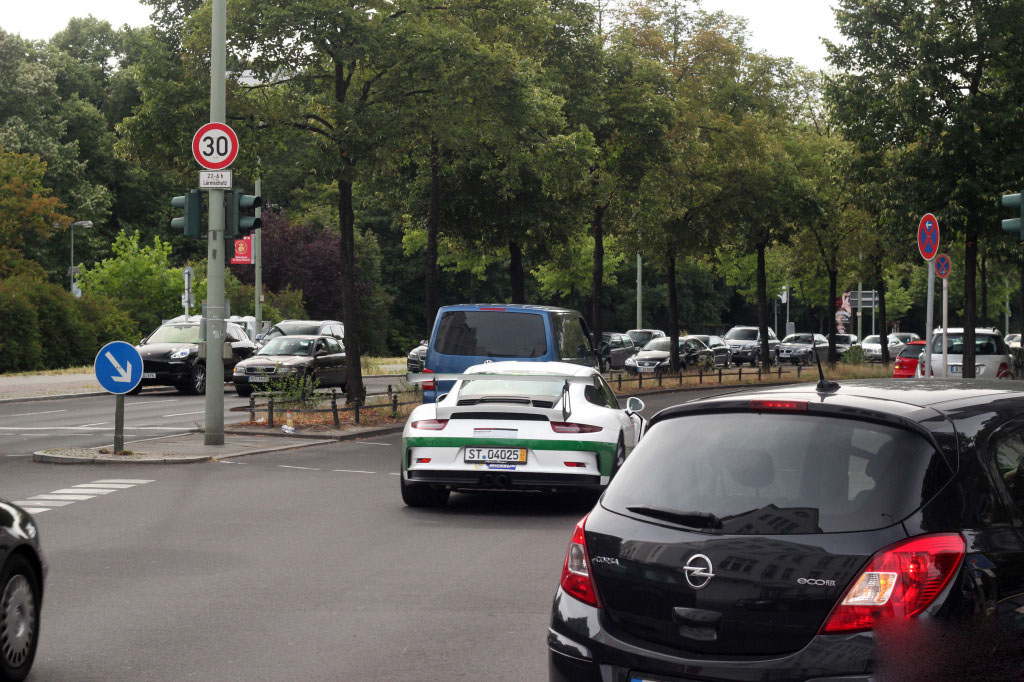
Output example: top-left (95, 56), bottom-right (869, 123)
top-left (550, 380), bottom-right (1024, 681)
top-left (1, 500), bottom-right (45, 682)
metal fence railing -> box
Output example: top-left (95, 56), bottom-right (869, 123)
top-left (232, 385), bottom-right (420, 427)
top-left (604, 364), bottom-right (811, 392)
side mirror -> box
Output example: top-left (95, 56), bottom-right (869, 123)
top-left (420, 339), bottom-right (427, 346)
top-left (315, 349), bottom-right (327, 357)
top-left (139, 338), bottom-right (147, 345)
top-left (626, 396), bottom-right (645, 413)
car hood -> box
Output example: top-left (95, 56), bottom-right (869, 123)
top-left (633, 350), bottom-right (671, 361)
top-left (138, 342), bottom-right (196, 358)
top-left (779, 342), bottom-right (812, 350)
top-left (238, 355), bottom-right (313, 368)
top-left (726, 339), bottom-right (759, 346)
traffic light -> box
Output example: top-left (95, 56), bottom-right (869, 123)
top-left (1001, 190), bottom-right (1024, 241)
top-left (171, 190), bottom-right (202, 238)
top-left (225, 189), bottom-right (261, 237)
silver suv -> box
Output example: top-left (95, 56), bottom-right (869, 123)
top-left (723, 326), bottom-right (779, 366)
top-left (918, 327), bottom-right (1011, 378)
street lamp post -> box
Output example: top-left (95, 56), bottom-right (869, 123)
top-left (67, 220), bottom-right (93, 296)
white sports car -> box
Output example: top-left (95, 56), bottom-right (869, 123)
top-left (401, 361), bottom-right (646, 507)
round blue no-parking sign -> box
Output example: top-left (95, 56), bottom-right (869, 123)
top-left (94, 341), bottom-right (143, 394)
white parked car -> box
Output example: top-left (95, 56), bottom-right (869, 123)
top-left (1006, 333), bottom-right (1021, 349)
top-left (917, 327), bottom-right (1011, 378)
top-left (401, 361), bottom-right (645, 507)
top-left (861, 334), bottom-right (905, 361)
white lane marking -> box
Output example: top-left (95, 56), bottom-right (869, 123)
top-left (6, 454), bottom-right (31, 458)
top-left (388, 472), bottom-right (401, 476)
top-left (332, 469), bottom-right (376, 474)
top-left (82, 483), bottom-right (136, 489)
top-left (57, 487), bottom-right (115, 494)
top-left (356, 441), bottom-right (391, 446)
top-left (128, 399), bottom-right (178, 405)
top-left (93, 479), bottom-right (155, 484)
top-left (29, 494), bottom-right (94, 501)
top-left (14, 499), bottom-right (75, 507)
top-left (162, 411), bottom-right (206, 417)
top-left (77, 422), bottom-right (109, 428)
top-left (19, 434), bottom-right (52, 437)
top-left (17, 507), bottom-right (49, 514)
top-left (278, 465), bottom-right (320, 471)
top-left (5, 409), bottom-right (68, 418)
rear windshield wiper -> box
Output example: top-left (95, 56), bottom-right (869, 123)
top-left (626, 505), bottom-right (723, 530)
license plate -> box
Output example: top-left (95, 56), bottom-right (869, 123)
top-left (638, 367), bottom-right (655, 373)
top-left (141, 372), bottom-right (156, 379)
top-left (951, 365), bottom-right (961, 374)
top-left (248, 375), bottom-right (269, 383)
top-left (464, 447), bottom-right (527, 463)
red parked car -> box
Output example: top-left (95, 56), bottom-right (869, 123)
top-left (893, 339), bottom-right (927, 377)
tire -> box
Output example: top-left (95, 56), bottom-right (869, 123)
top-left (750, 356), bottom-right (758, 368)
top-left (0, 554), bottom-right (41, 682)
top-left (610, 436), bottom-right (627, 479)
top-left (127, 383), bottom-right (143, 395)
top-left (400, 474), bottom-right (450, 508)
top-left (600, 358), bottom-right (611, 373)
top-left (235, 385), bottom-right (253, 397)
top-left (188, 363), bottom-right (207, 395)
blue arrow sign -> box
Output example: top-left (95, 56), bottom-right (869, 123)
top-left (94, 341), bottom-right (143, 394)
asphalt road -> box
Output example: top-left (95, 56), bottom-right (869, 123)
top-left (0, 387), bottom-right (741, 681)
top-left (0, 376), bottom-right (407, 457)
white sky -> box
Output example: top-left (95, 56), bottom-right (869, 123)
top-left (1, 0), bottom-right (840, 71)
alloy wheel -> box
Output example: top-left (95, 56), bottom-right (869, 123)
top-left (1, 573), bottom-right (35, 669)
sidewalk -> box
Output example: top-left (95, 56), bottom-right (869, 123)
top-left (0, 371), bottom-right (106, 401)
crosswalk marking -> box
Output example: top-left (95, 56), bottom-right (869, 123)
top-left (15, 479), bottom-right (154, 515)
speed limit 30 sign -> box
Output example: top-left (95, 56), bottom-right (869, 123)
top-left (192, 122), bottom-right (239, 170)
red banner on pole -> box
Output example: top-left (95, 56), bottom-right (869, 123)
top-left (230, 235), bottom-right (252, 264)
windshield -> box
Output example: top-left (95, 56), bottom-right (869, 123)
top-left (782, 334), bottom-right (813, 344)
top-left (643, 338), bottom-right (677, 352)
top-left (146, 325), bottom-right (200, 344)
top-left (435, 311), bottom-right (548, 357)
top-left (258, 337), bottom-right (314, 356)
top-left (725, 328), bottom-right (758, 341)
top-left (603, 412), bottom-right (951, 534)
top-left (893, 333), bottom-right (916, 343)
top-left (863, 335), bottom-right (880, 344)
top-left (836, 334), bottom-right (857, 344)
top-left (929, 333), bottom-right (1004, 356)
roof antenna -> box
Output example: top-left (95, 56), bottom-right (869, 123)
top-left (814, 346), bottom-right (840, 393)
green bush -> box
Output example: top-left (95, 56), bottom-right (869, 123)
top-left (77, 294), bottom-right (140, 347)
top-left (0, 278), bottom-right (42, 371)
top-left (842, 345), bottom-right (867, 365)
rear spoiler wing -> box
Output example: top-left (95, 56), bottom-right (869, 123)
top-left (405, 372), bottom-right (599, 421)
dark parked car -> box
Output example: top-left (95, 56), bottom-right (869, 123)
top-left (778, 332), bottom-right (829, 365)
top-left (407, 340), bottom-right (427, 373)
top-left (136, 318), bottom-right (255, 394)
top-left (690, 334), bottom-right (731, 367)
top-left (599, 333), bottom-right (637, 372)
top-left (549, 380), bottom-right (1024, 681)
top-left (724, 325), bottom-right (779, 366)
top-left (232, 335), bottom-right (347, 397)
top-left (0, 500), bottom-right (45, 682)
top-left (625, 328), bottom-right (665, 347)
top-left (257, 319), bottom-right (344, 349)
top-left (624, 335), bottom-right (713, 374)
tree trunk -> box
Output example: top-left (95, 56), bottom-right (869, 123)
top-left (757, 244), bottom-right (769, 369)
top-left (827, 268), bottom-right (838, 363)
top-left (509, 240), bottom-right (524, 303)
top-left (980, 252), bottom-right (988, 327)
top-left (1019, 259), bottom-right (1024, 336)
top-left (667, 250), bottom-right (679, 372)
top-left (963, 229), bottom-right (977, 378)
top-left (336, 172), bottom-right (364, 402)
top-left (591, 204), bottom-right (606, 353)
top-left (424, 139), bottom-right (440, 336)
top-left (877, 267), bottom-right (889, 364)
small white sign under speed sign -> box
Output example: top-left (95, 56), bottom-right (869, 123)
top-left (192, 122), bottom-right (239, 170)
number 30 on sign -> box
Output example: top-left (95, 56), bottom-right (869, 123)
top-left (192, 122), bottom-right (239, 170)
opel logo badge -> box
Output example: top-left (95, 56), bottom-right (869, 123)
top-left (683, 554), bottom-right (715, 590)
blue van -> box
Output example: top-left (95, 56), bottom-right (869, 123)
top-left (421, 304), bottom-right (597, 402)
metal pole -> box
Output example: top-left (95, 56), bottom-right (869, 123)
top-left (69, 224), bottom-right (74, 293)
top-left (785, 280), bottom-right (790, 329)
top-left (114, 394), bottom-right (124, 453)
top-left (857, 281), bottom-right (863, 340)
top-left (872, 299), bottom-right (875, 335)
top-left (636, 252), bottom-right (642, 330)
top-left (925, 262), bottom-right (936, 379)
top-left (204, 0), bottom-right (226, 445)
top-left (942, 276), bottom-right (949, 378)
top-left (254, 174), bottom-right (263, 342)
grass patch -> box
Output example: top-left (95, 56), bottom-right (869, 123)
top-left (362, 356), bottom-right (406, 376)
top-left (2, 365), bottom-right (94, 377)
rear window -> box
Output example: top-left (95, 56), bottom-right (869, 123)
top-left (725, 328), bottom-right (758, 341)
top-left (435, 311), bottom-right (547, 357)
top-left (603, 412), bottom-right (951, 534)
top-left (899, 344), bottom-right (924, 358)
top-left (929, 333), bottom-right (1005, 356)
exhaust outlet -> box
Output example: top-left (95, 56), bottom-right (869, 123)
top-left (495, 474), bottom-right (510, 488)
top-left (481, 474), bottom-right (495, 487)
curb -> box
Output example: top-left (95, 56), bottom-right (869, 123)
top-left (223, 424), bottom-right (406, 442)
top-left (32, 452), bottom-right (212, 465)
top-left (0, 387), bottom-right (180, 404)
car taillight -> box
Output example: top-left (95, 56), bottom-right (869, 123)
top-left (560, 515), bottom-right (601, 607)
top-left (749, 399), bottom-right (808, 413)
top-left (550, 422), bottom-right (603, 434)
top-left (423, 367), bottom-right (435, 392)
top-left (998, 362), bottom-right (1010, 378)
top-left (820, 533), bottom-right (965, 634)
top-left (895, 358), bottom-right (904, 369)
top-left (411, 419), bottom-right (448, 430)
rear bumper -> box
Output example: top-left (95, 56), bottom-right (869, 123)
top-left (407, 469), bottom-right (602, 491)
top-left (549, 588), bottom-right (875, 682)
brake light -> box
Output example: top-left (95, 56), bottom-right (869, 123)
top-left (564, 461), bottom-right (586, 468)
top-left (749, 399), bottom-right (808, 413)
top-left (551, 422), bottom-right (603, 434)
top-left (820, 533), bottom-right (965, 634)
top-left (423, 367), bottom-right (435, 392)
top-left (415, 458), bottom-right (432, 464)
top-left (479, 307), bottom-right (506, 311)
top-left (411, 419), bottom-right (448, 431)
top-left (998, 362), bottom-right (1010, 377)
top-left (560, 515), bottom-right (601, 607)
